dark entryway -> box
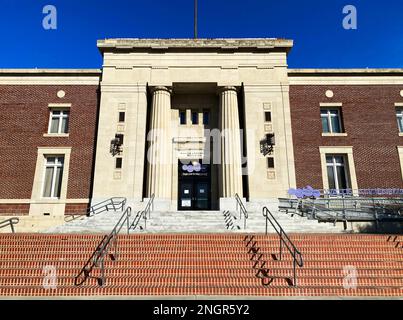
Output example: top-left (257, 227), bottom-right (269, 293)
top-left (178, 160), bottom-right (211, 210)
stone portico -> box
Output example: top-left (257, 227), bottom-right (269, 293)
top-left (92, 38), bottom-right (297, 210)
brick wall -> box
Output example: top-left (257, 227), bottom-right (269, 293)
top-left (65, 203), bottom-right (89, 215)
top-left (0, 204), bottom-right (30, 216)
top-left (0, 85), bottom-right (99, 201)
top-left (289, 85), bottom-right (403, 189)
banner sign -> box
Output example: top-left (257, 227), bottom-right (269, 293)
top-left (288, 187), bottom-right (403, 199)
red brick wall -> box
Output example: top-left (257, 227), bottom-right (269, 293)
top-left (289, 85), bottom-right (403, 190)
top-left (0, 85), bottom-right (99, 200)
top-left (65, 203), bottom-right (89, 215)
top-left (0, 204), bottom-right (30, 216)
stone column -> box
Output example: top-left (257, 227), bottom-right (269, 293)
top-left (146, 86), bottom-right (172, 200)
top-left (219, 86), bottom-right (243, 198)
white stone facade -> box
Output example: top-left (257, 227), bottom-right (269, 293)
top-left (92, 38), bottom-right (297, 210)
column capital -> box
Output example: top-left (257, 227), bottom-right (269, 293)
top-left (217, 86), bottom-right (238, 95)
top-left (151, 86), bottom-right (172, 94)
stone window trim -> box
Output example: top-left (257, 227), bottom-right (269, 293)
top-left (47, 108), bottom-right (70, 135)
top-left (319, 147), bottom-right (358, 196)
top-left (395, 103), bottom-right (403, 135)
top-left (320, 105), bottom-right (344, 135)
top-left (322, 133), bottom-right (348, 137)
top-left (48, 103), bottom-right (72, 109)
top-left (397, 147), bottom-right (403, 180)
top-left (30, 147), bottom-right (72, 203)
top-left (42, 156), bottom-right (64, 199)
top-left (43, 133), bottom-right (70, 138)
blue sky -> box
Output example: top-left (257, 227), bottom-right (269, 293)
top-left (0, 0), bottom-right (402, 69)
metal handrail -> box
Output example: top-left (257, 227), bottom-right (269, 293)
top-left (87, 197), bottom-right (126, 217)
top-left (235, 193), bottom-right (248, 229)
top-left (74, 195), bottom-right (155, 287)
top-left (130, 194), bottom-right (155, 231)
top-left (262, 206), bottom-right (303, 286)
top-left (301, 198), bottom-right (403, 223)
top-left (320, 188), bottom-right (403, 198)
top-left (74, 206), bottom-right (132, 286)
top-left (0, 218), bottom-right (19, 233)
top-left (64, 197), bottom-right (127, 221)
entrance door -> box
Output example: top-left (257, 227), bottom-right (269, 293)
top-left (178, 160), bottom-right (211, 211)
top-left (195, 182), bottom-right (209, 210)
top-left (179, 182), bottom-right (193, 210)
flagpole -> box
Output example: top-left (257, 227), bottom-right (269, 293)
top-left (194, 0), bottom-right (198, 39)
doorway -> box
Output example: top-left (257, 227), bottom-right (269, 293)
top-left (178, 160), bottom-right (211, 210)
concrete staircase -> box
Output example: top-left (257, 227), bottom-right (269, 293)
top-left (44, 209), bottom-right (128, 234)
top-left (0, 233), bottom-right (401, 297)
top-left (43, 201), bottom-right (343, 234)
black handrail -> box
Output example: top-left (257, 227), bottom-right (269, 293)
top-left (262, 206), bottom-right (303, 286)
top-left (235, 193), bottom-right (248, 229)
top-left (0, 218), bottom-right (19, 233)
top-left (74, 206), bottom-right (132, 286)
top-left (74, 195), bottom-right (155, 287)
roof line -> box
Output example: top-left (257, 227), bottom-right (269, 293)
top-left (288, 68), bottom-right (403, 76)
top-left (0, 69), bottom-right (101, 75)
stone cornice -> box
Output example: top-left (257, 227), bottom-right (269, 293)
top-left (97, 38), bottom-right (293, 54)
top-left (0, 69), bottom-right (101, 76)
top-left (0, 69), bottom-right (101, 85)
top-left (288, 68), bottom-right (403, 76)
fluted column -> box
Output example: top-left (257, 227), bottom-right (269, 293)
top-left (219, 86), bottom-right (243, 198)
top-left (146, 86), bottom-right (172, 199)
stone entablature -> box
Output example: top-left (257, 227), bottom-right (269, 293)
top-left (97, 38), bottom-right (293, 52)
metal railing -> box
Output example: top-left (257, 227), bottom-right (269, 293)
top-left (278, 198), bottom-right (302, 216)
top-left (301, 197), bottom-right (403, 223)
top-left (130, 194), bottom-right (155, 231)
top-left (279, 195), bottom-right (403, 227)
top-left (64, 197), bottom-right (127, 222)
top-left (74, 206), bottom-right (132, 286)
top-left (74, 195), bottom-right (155, 287)
top-left (0, 218), bottom-right (19, 233)
top-left (320, 188), bottom-right (403, 198)
top-left (262, 206), bottom-right (303, 286)
top-left (235, 193), bottom-right (248, 229)
top-left (87, 197), bottom-right (126, 217)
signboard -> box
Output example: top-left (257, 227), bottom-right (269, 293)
top-left (177, 149), bottom-right (204, 159)
top-left (181, 200), bottom-right (191, 207)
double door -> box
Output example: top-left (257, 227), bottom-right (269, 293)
top-left (178, 179), bottom-right (210, 210)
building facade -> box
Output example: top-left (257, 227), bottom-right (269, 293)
top-left (1, 38), bottom-right (403, 230)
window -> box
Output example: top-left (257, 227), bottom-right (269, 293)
top-left (326, 155), bottom-right (349, 192)
top-left (191, 111), bottom-right (199, 125)
top-left (264, 112), bottom-right (272, 122)
top-left (118, 112), bottom-right (125, 123)
top-left (179, 111), bottom-right (187, 125)
top-left (43, 156), bottom-right (64, 198)
top-left (321, 108), bottom-right (342, 133)
top-left (267, 157), bottom-right (275, 169)
top-left (49, 109), bottom-right (69, 134)
top-left (115, 158), bottom-right (122, 169)
top-left (396, 109), bottom-right (403, 133)
top-left (203, 111), bottom-right (210, 125)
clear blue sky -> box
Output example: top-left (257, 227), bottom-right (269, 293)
top-left (0, 0), bottom-right (402, 69)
